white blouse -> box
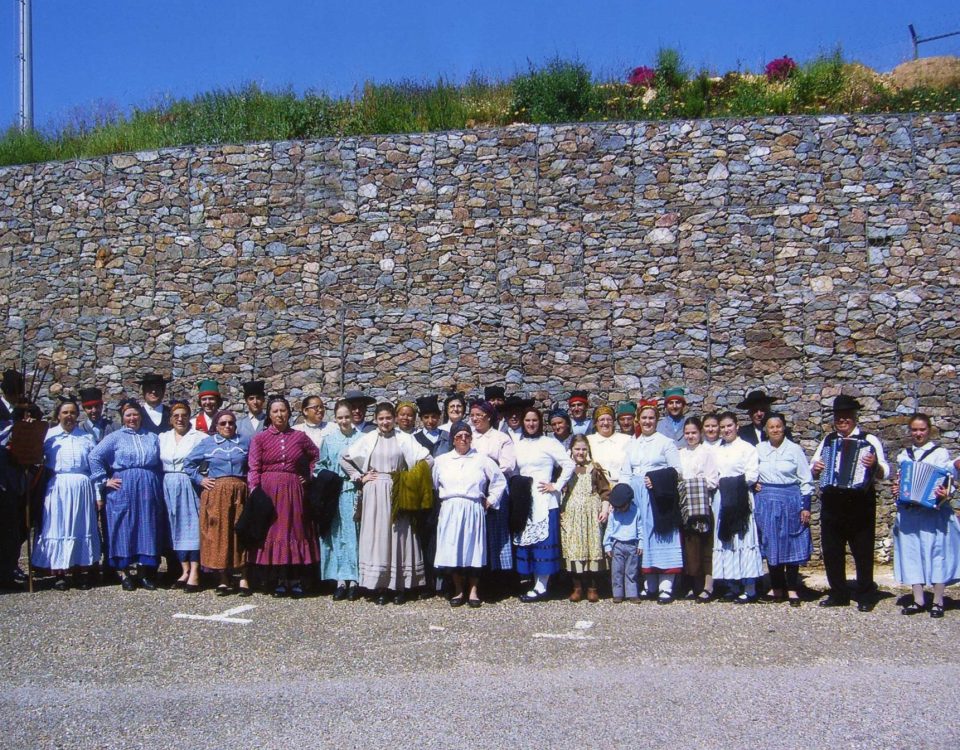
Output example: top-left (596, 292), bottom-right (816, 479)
top-left (714, 437), bottom-right (760, 484)
top-left (679, 443), bottom-right (719, 490)
top-left (472, 427), bottom-right (517, 477)
top-left (620, 431), bottom-right (682, 480)
top-left (757, 439), bottom-right (815, 495)
top-left (432, 449), bottom-right (507, 509)
top-left (587, 431), bottom-right (632, 483)
top-left (515, 435), bottom-right (575, 512)
top-left (158, 429), bottom-right (207, 473)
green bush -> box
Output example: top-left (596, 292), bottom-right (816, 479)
top-left (511, 58), bottom-right (595, 123)
top-left (655, 48), bottom-right (688, 90)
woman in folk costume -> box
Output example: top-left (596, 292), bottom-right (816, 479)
top-left (249, 395), bottom-right (320, 598)
top-left (620, 400), bottom-right (684, 604)
top-left (294, 394), bottom-right (330, 452)
top-left (316, 399), bottom-right (363, 601)
top-left (514, 407), bottom-right (575, 602)
top-left (712, 411), bottom-right (764, 603)
top-left (468, 399), bottom-right (516, 574)
top-left (30, 398), bottom-right (101, 590)
top-left (190, 379), bottom-right (223, 435)
top-left (892, 413), bottom-right (960, 619)
top-left (184, 409), bottom-right (251, 595)
top-left (340, 402), bottom-right (433, 606)
top-left (432, 421), bottom-right (507, 608)
top-left (89, 398), bottom-right (164, 591)
top-left (560, 435), bottom-right (609, 603)
top-left (754, 412), bottom-right (814, 606)
top-left (158, 401), bottom-right (206, 592)
top-left (677, 416), bottom-right (719, 602)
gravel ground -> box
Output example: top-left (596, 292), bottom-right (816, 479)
top-left (1, 566), bottom-right (958, 749)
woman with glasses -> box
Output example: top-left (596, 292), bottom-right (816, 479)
top-left (159, 401), bottom-right (206, 591)
top-left (185, 409), bottom-right (252, 594)
top-left (294, 395), bottom-right (330, 452)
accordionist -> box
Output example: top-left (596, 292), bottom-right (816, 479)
top-left (810, 394), bottom-right (889, 612)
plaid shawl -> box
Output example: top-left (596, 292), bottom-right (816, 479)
top-left (683, 476), bottom-right (711, 533)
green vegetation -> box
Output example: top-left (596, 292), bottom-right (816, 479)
top-left (1, 51), bottom-right (958, 167)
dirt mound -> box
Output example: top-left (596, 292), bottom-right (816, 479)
top-left (889, 56), bottom-right (960, 90)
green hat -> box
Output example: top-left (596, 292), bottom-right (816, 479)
top-left (197, 379), bottom-right (221, 398)
top-left (616, 401), bottom-right (637, 416)
top-left (663, 386), bottom-right (686, 403)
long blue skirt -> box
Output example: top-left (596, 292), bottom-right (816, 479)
top-left (894, 504), bottom-right (960, 586)
top-left (629, 476), bottom-right (683, 572)
top-left (515, 508), bottom-right (561, 576)
top-left (163, 472), bottom-right (200, 554)
top-left (754, 482), bottom-right (812, 566)
top-left (319, 484), bottom-right (360, 582)
top-left (105, 467), bottom-right (164, 569)
top-left (486, 492), bottom-right (513, 571)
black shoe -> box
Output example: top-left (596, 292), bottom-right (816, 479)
top-left (121, 576), bottom-right (136, 591)
top-left (290, 583), bottom-right (305, 599)
top-left (76, 574), bottom-right (92, 591)
top-left (857, 600), bottom-right (873, 612)
top-left (394, 592), bottom-right (406, 606)
top-left (237, 586), bottom-right (252, 597)
top-left (519, 591), bottom-right (549, 603)
top-left (657, 594), bottom-right (674, 605)
top-left (347, 586), bottom-right (361, 601)
top-left (375, 593), bottom-right (389, 606)
top-left (139, 577), bottom-right (157, 591)
top-left (819, 596), bottom-right (850, 608)
top-left (332, 585), bottom-right (347, 601)
top-left (272, 585), bottom-right (288, 599)
top-left (468, 598), bottom-right (482, 609)
top-left (901, 601), bottom-right (924, 615)
top-left (216, 584), bottom-right (233, 597)
top-left (930, 603), bottom-right (945, 619)
top-left (172, 580), bottom-right (186, 590)
top-left (184, 583), bottom-right (200, 594)
top-left (734, 594), bottom-right (758, 605)
top-left (788, 597), bottom-right (802, 608)
top-left (53, 578), bottom-right (69, 592)
top-left (450, 595), bottom-right (466, 608)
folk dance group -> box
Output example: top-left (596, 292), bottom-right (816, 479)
top-left (5, 370), bottom-right (960, 618)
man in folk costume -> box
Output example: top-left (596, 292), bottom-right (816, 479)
top-left (236, 379), bottom-right (267, 440)
top-left (736, 389), bottom-right (778, 446)
top-left (483, 385), bottom-right (507, 427)
top-left (138, 373), bottom-right (172, 435)
top-left (343, 390), bottom-right (376, 434)
top-left (616, 401), bottom-right (636, 436)
top-left (568, 390), bottom-right (593, 435)
top-left (811, 394), bottom-right (889, 612)
top-left (413, 396), bottom-right (450, 457)
top-left (78, 387), bottom-right (117, 445)
top-left (191, 379), bottom-right (223, 435)
top-left (656, 386), bottom-right (688, 448)
top-left (499, 395), bottom-right (534, 444)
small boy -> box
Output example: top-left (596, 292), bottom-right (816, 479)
top-left (603, 483), bottom-right (642, 603)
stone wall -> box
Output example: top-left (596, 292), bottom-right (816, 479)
top-left (2, 113), bottom-right (959, 562)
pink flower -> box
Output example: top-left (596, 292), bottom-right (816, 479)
top-left (765, 56), bottom-right (797, 82)
top-left (628, 66), bottom-right (656, 88)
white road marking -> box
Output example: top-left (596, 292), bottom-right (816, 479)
top-left (533, 620), bottom-right (608, 640)
top-left (429, 625), bottom-right (446, 632)
top-left (574, 620), bottom-right (594, 630)
top-left (173, 604), bottom-right (257, 624)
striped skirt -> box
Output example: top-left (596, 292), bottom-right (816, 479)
top-left (515, 508), bottom-right (561, 576)
top-left (754, 482), bottom-right (812, 566)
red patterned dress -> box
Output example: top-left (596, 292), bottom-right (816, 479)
top-left (248, 425), bottom-right (320, 566)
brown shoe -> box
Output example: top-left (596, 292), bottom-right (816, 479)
top-left (568, 578), bottom-right (583, 602)
top-left (586, 587), bottom-right (600, 603)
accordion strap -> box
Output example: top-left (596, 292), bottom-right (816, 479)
top-left (907, 444), bottom-right (938, 463)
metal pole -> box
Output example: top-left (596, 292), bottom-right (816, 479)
top-left (18, 0), bottom-right (34, 132)
top-left (908, 24), bottom-right (919, 60)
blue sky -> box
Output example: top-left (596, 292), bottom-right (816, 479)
top-left (1, 1), bottom-right (958, 133)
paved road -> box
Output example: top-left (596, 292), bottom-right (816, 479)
top-left (1, 570), bottom-right (958, 749)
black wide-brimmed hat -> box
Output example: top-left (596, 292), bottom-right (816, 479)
top-left (242, 380), bottom-right (266, 398)
top-left (501, 395), bottom-right (535, 414)
top-left (484, 385), bottom-right (506, 401)
top-left (1, 369), bottom-right (24, 394)
top-left (832, 394), bottom-right (862, 413)
top-left (342, 390), bottom-right (376, 408)
top-left (415, 395), bottom-right (442, 415)
top-left (736, 389), bottom-right (778, 410)
top-left (137, 373), bottom-right (171, 388)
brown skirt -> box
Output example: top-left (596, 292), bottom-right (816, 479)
top-left (200, 477), bottom-right (248, 572)
top-left (683, 528), bottom-right (713, 578)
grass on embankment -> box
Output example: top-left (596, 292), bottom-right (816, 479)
top-left (1, 51), bottom-right (958, 167)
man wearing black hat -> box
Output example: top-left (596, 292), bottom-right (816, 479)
top-left (484, 386), bottom-right (506, 426)
top-left (811, 394), bottom-right (890, 611)
top-left (0, 369), bottom-right (24, 424)
top-left (736, 389), bottom-right (778, 446)
top-left (78, 387), bottom-right (117, 445)
top-left (413, 396), bottom-right (450, 456)
top-left (499, 395), bottom-right (534, 444)
top-left (237, 380), bottom-right (267, 439)
top-left (0, 369), bottom-right (26, 588)
top-left (138, 373), bottom-right (172, 435)
top-left (343, 390), bottom-right (376, 434)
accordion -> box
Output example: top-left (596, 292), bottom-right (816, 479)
top-left (898, 460), bottom-right (953, 509)
top-left (819, 436), bottom-right (875, 490)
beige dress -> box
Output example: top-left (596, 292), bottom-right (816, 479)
top-left (347, 433), bottom-right (426, 591)
top-left (560, 462), bottom-right (608, 573)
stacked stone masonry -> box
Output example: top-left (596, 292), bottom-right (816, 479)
top-left (1, 113), bottom-right (959, 562)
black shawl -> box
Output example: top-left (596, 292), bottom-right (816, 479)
top-left (235, 486), bottom-right (276, 550)
top-left (717, 475), bottom-right (751, 543)
top-left (507, 474), bottom-right (533, 535)
top-left (646, 466), bottom-right (683, 536)
top-left (307, 469), bottom-right (344, 537)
